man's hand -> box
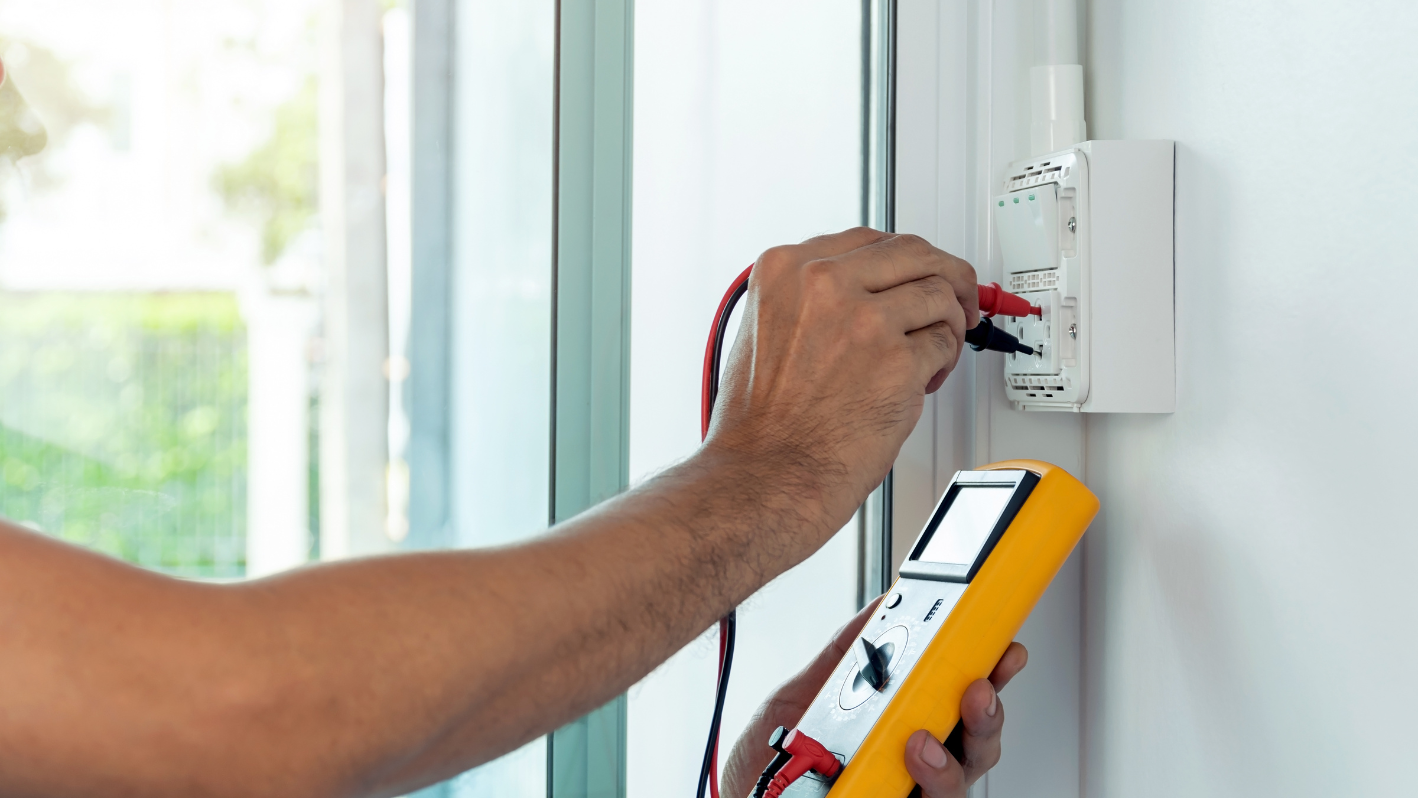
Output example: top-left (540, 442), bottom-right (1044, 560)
top-left (706, 229), bottom-right (979, 541)
top-left (722, 601), bottom-right (1028, 798)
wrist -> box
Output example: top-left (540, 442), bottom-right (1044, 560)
top-left (691, 435), bottom-right (853, 552)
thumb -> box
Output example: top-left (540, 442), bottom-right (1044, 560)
top-left (904, 729), bottom-right (967, 798)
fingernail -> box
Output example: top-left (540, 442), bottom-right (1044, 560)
top-left (919, 734), bottom-right (949, 769)
top-left (986, 688), bottom-right (998, 717)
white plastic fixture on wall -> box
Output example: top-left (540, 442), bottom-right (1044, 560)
top-left (992, 139), bottom-right (1176, 413)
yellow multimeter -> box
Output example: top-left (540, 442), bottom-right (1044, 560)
top-left (770, 460), bottom-right (1098, 798)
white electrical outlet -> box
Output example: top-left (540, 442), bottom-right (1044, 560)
top-left (993, 140), bottom-right (1175, 413)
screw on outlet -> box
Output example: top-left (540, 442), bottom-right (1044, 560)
top-left (1068, 324), bottom-right (1078, 340)
top-left (1067, 216), bottom-right (1077, 233)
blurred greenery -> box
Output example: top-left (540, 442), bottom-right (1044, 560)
top-left (0, 293), bottom-right (248, 578)
top-left (215, 77), bottom-right (319, 265)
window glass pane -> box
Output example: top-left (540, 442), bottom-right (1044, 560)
top-left (1, 1), bottom-right (553, 793)
top-left (438, 0), bottom-right (556, 795)
top-left (0, 0), bottom-right (328, 578)
top-left (627, 2), bottom-right (864, 794)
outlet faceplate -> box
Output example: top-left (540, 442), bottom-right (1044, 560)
top-left (992, 141), bottom-right (1175, 413)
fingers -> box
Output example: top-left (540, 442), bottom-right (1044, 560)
top-left (720, 601), bottom-right (886, 798)
top-left (876, 275), bottom-right (966, 335)
top-left (905, 729), bottom-right (967, 798)
top-left (988, 642), bottom-right (1029, 691)
top-left (794, 600), bottom-right (879, 691)
top-left (924, 367), bottom-right (951, 395)
top-left (956, 678), bottom-right (1005, 784)
top-left (764, 230), bottom-right (979, 331)
top-left (907, 642), bottom-right (1029, 796)
top-left (794, 227), bottom-right (895, 260)
top-left (847, 234), bottom-right (980, 328)
top-left (756, 227), bottom-right (892, 273)
top-left (889, 272), bottom-right (967, 391)
top-left (827, 599), bottom-right (882, 656)
top-left (906, 321), bottom-right (962, 392)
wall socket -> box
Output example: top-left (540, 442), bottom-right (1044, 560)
top-left (993, 140), bottom-right (1175, 413)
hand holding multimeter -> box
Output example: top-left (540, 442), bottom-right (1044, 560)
top-left (721, 462), bottom-right (1097, 798)
top-left (721, 605), bottom-right (1029, 798)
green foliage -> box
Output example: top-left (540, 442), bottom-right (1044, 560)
top-left (215, 77), bottom-right (319, 265)
top-left (0, 293), bottom-right (248, 578)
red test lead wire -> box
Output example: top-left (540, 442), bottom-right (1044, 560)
top-left (699, 264), bottom-right (754, 798)
top-left (702, 265), bottom-right (755, 440)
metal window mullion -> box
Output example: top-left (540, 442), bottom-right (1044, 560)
top-left (860, 0), bottom-right (898, 607)
top-left (407, 0), bottom-right (454, 555)
top-left (548, 0), bottom-right (634, 796)
top-left (405, 0), bottom-right (455, 793)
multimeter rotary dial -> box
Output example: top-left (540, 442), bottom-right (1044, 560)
top-left (838, 625), bottom-right (909, 710)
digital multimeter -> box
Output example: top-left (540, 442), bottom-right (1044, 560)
top-left (768, 460), bottom-right (1098, 798)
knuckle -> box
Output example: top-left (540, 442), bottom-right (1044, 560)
top-left (802, 258), bottom-right (838, 288)
top-left (895, 233), bottom-right (930, 251)
top-left (968, 745), bottom-right (1002, 775)
top-left (756, 245), bottom-right (798, 274)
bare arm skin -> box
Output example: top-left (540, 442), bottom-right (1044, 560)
top-left (0, 228), bottom-right (979, 798)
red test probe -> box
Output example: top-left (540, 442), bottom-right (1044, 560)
top-left (977, 282), bottom-right (1041, 318)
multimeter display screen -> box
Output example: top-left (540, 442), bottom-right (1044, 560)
top-left (913, 486), bottom-right (1015, 567)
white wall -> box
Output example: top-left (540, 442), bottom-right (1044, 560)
top-left (1082, 2), bottom-right (1418, 796)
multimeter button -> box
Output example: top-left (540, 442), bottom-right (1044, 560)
top-left (885, 592), bottom-right (903, 608)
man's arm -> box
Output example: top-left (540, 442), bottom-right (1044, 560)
top-left (0, 228), bottom-right (979, 798)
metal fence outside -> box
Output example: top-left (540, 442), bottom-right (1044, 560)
top-left (0, 293), bottom-right (248, 578)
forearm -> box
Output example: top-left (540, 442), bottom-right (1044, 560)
top-left (330, 443), bottom-right (850, 793)
top-left (0, 447), bottom-right (848, 798)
